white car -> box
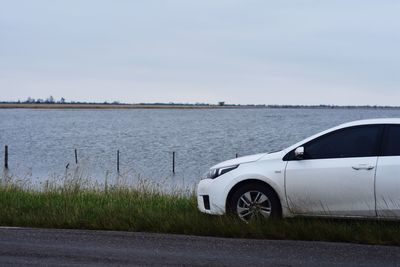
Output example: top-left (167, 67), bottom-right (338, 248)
top-left (197, 118), bottom-right (400, 221)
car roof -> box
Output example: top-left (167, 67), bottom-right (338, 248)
top-left (338, 118), bottom-right (400, 128)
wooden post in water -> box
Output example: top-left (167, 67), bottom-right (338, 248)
top-left (74, 149), bottom-right (78, 164)
top-left (172, 151), bottom-right (176, 174)
top-left (117, 150), bottom-right (120, 174)
top-left (4, 145), bottom-right (8, 169)
top-left (236, 153), bottom-right (239, 158)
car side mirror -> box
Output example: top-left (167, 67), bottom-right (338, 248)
top-left (294, 146), bottom-right (305, 160)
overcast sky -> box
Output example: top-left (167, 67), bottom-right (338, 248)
top-left (1, 0), bottom-right (399, 105)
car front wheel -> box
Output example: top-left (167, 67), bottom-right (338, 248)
top-left (227, 183), bottom-right (281, 222)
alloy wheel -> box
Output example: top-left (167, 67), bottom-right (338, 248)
top-left (236, 191), bottom-right (272, 222)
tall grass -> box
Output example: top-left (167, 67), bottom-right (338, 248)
top-left (0, 181), bottom-right (399, 246)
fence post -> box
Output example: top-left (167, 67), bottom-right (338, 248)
top-left (117, 150), bottom-right (120, 174)
top-left (74, 149), bottom-right (78, 164)
top-left (172, 151), bottom-right (176, 174)
top-left (4, 145), bottom-right (8, 169)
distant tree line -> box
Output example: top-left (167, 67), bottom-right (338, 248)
top-left (23, 96), bottom-right (65, 104)
top-left (0, 96), bottom-right (121, 105)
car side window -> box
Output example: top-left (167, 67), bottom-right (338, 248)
top-left (302, 125), bottom-right (382, 160)
top-left (383, 125), bottom-right (400, 156)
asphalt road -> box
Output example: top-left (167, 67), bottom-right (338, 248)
top-left (0, 227), bottom-right (399, 266)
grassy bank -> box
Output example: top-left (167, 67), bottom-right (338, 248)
top-left (0, 186), bottom-right (399, 246)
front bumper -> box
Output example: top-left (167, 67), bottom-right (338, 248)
top-left (197, 178), bottom-right (227, 215)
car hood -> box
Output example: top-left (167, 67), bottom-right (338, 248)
top-left (211, 153), bottom-right (268, 169)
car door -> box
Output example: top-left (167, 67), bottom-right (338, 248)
top-left (375, 125), bottom-right (400, 218)
top-left (285, 125), bottom-right (383, 217)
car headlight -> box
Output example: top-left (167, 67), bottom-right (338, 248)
top-left (204, 165), bottom-right (239, 180)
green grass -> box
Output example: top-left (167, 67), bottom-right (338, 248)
top-left (0, 185), bottom-right (399, 246)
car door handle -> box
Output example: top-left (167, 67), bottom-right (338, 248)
top-left (352, 165), bottom-right (375, 171)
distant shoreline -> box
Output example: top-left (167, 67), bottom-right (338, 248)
top-left (0, 103), bottom-right (212, 109)
top-left (0, 103), bottom-right (256, 109)
top-left (1, 103), bottom-right (400, 110)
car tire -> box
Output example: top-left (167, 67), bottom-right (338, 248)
top-left (227, 182), bottom-right (281, 222)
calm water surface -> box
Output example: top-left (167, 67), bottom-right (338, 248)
top-left (1, 108), bottom-right (400, 188)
